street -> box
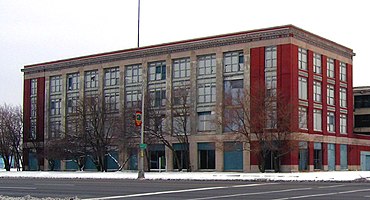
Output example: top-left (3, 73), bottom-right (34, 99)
top-left (1, 178), bottom-right (370, 199)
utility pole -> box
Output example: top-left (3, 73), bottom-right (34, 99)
top-left (137, 0), bottom-right (145, 179)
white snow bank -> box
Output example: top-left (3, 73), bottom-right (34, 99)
top-left (1, 170), bottom-right (370, 182)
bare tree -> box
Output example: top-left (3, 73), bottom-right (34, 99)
top-left (220, 87), bottom-right (295, 172)
top-left (0, 104), bottom-right (23, 171)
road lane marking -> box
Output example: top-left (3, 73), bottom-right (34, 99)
top-left (185, 188), bottom-right (312, 200)
top-left (82, 183), bottom-right (276, 200)
top-left (0, 186), bottom-right (37, 190)
top-left (34, 183), bottom-right (75, 186)
top-left (272, 188), bottom-right (370, 200)
top-left (318, 184), bottom-right (345, 189)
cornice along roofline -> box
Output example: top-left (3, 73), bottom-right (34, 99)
top-left (22, 25), bottom-right (354, 75)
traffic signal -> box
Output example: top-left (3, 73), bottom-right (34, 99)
top-left (135, 111), bottom-right (142, 127)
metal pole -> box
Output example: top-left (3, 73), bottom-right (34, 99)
top-left (137, 0), bottom-right (144, 178)
top-left (137, 0), bottom-right (140, 48)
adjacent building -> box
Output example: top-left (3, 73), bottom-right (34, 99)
top-left (22, 25), bottom-right (370, 172)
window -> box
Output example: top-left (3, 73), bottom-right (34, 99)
top-left (125, 90), bottom-right (141, 108)
top-left (327, 85), bottom-right (335, 106)
top-left (49, 120), bottom-right (61, 138)
top-left (355, 114), bottom-right (370, 128)
top-left (149, 61), bottom-right (166, 81)
top-left (198, 112), bottom-right (215, 131)
top-left (314, 142), bottom-right (322, 170)
top-left (340, 114), bottom-right (347, 134)
top-left (340, 88), bottom-right (347, 108)
top-left (299, 107), bottom-right (307, 129)
top-left (125, 64), bottom-right (142, 84)
top-left (314, 109), bottom-right (322, 131)
top-left (198, 54), bottom-right (216, 76)
top-left (327, 112), bottom-right (335, 132)
top-left (85, 70), bottom-right (98, 89)
top-left (313, 53), bottom-right (322, 74)
top-left (67, 92), bottom-right (79, 114)
top-left (50, 98), bottom-right (61, 116)
top-left (340, 144), bottom-right (348, 170)
top-left (173, 115), bottom-right (190, 135)
top-left (327, 58), bottom-right (335, 78)
top-left (173, 58), bottom-right (190, 79)
top-left (299, 77), bottom-right (308, 100)
top-left (224, 51), bottom-right (244, 73)
top-left (67, 73), bottom-right (79, 91)
top-left (265, 72), bottom-right (277, 97)
top-left (223, 108), bottom-right (244, 132)
top-left (150, 88), bottom-right (166, 107)
top-left (198, 82), bottom-right (216, 103)
top-left (104, 67), bottom-right (119, 87)
top-left (173, 86), bottom-right (190, 106)
top-left (173, 143), bottom-right (189, 170)
top-left (340, 62), bottom-right (346, 82)
top-left (355, 95), bottom-right (370, 108)
top-left (30, 119), bottom-right (36, 139)
top-left (198, 143), bottom-right (215, 169)
top-left (265, 46), bottom-right (277, 69)
top-left (50, 76), bottom-right (62, 93)
top-left (148, 144), bottom-right (165, 170)
top-left (328, 143), bottom-right (336, 171)
top-left (104, 88), bottom-right (119, 112)
top-left (224, 79), bottom-right (243, 105)
top-left (31, 79), bottom-right (37, 96)
top-left (298, 48), bottom-right (307, 70)
top-left (313, 81), bottom-right (322, 102)
top-left (298, 142), bottom-right (308, 171)
top-left (30, 97), bottom-right (37, 118)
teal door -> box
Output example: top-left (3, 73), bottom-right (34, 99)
top-left (29, 152), bottom-right (38, 171)
top-left (366, 156), bottom-right (370, 171)
top-left (224, 142), bottom-right (243, 171)
top-left (328, 144), bottom-right (336, 171)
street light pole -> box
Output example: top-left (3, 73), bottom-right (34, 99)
top-left (137, 0), bottom-right (145, 179)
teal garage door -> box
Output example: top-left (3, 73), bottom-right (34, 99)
top-left (224, 142), bottom-right (243, 171)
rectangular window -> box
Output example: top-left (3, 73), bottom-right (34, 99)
top-left (30, 119), bottom-right (36, 139)
top-left (150, 88), bottom-right (166, 107)
top-left (224, 51), bottom-right (244, 73)
top-left (340, 62), bottom-right (347, 82)
top-left (327, 84), bottom-right (335, 106)
top-left (50, 76), bottom-right (62, 94)
top-left (314, 142), bottom-right (322, 170)
top-left (327, 58), bottom-right (335, 78)
top-left (328, 143), bottom-right (336, 171)
top-left (198, 111), bottom-right (215, 131)
top-left (67, 73), bottom-right (79, 91)
top-left (125, 64), bottom-right (142, 84)
top-left (355, 114), bottom-right (370, 128)
top-left (173, 58), bottom-right (190, 79)
top-left (31, 79), bottom-right (37, 96)
top-left (327, 112), bottom-right (335, 132)
top-left (298, 142), bottom-right (308, 171)
top-left (125, 89), bottom-right (142, 108)
top-left (173, 115), bottom-right (190, 135)
top-left (265, 46), bottom-right (277, 69)
top-left (67, 92), bottom-right (79, 114)
top-left (265, 72), bottom-right (277, 97)
top-left (224, 79), bottom-right (244, 105)
top-left (340, 88), bottom-right (347, 108)
top-left (299, 77), bottom-right (308, 100)
top-left (298, 48), bottom-right (307, 70)
top-left (314, 109), bottom-right (322, 131)
top-left (85, 70), bottom-right (99, 89)
top-left (340, 114), bottom-right (347, 134)
top-left (198, 143), bottom-right (215, 169)
top-left (313, 53), bottom-right (322, 74)
top-left (198, 54), bottom-right (216, 76)
top-left (313, 81), bottom-right (322, 102)
top-left (104, 88), bottom-right (119, 112)
top-left (149, 61), bottom-right (166, 81)
top-left (104, 67), bottom-right (119, 87)
top-left (50, 98), bottom-right (61, 116)
top-left (355, 95), bottom-right (370, 108)
top-left (299, 107), bottom-right (307, 129)
top-left (30, 97), bottom-right (37, 118)
top-left (198, 82), bottom-right (216, 103)
top-left (173, 86), bottom-right (190, 106)
top-left (340, 144), bottom-right (348, 170)
top-left (49, 120), bottom-right (61, 138)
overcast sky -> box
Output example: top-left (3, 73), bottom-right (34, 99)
top-left (1, 0), bottom-right (369, 105)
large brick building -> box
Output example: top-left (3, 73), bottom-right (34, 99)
top-left (22, 25), bottom-right (370, 172)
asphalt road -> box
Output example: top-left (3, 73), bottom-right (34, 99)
top-left (1, 178), bottom-right (370, 200)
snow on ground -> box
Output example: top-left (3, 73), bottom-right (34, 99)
top-left (1, 170), bottom-right (370, 182)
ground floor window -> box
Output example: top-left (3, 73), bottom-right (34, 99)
top-left (328, 143), bottom-right (336, 171)
top-left (340, 144), bottom-right (348, 170)
top-left (314, 142), bottom-right (323, 170)
top-left (298, 142), bottom-right (308, 171)
top-left (198, 142), bottom-right (215, 169)
top-left (224, 142), bottom-right (243, 171)
top-left (173, 143), bottom-right (189, 170)
top-left (149, 144), bottom-right (165, 170)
